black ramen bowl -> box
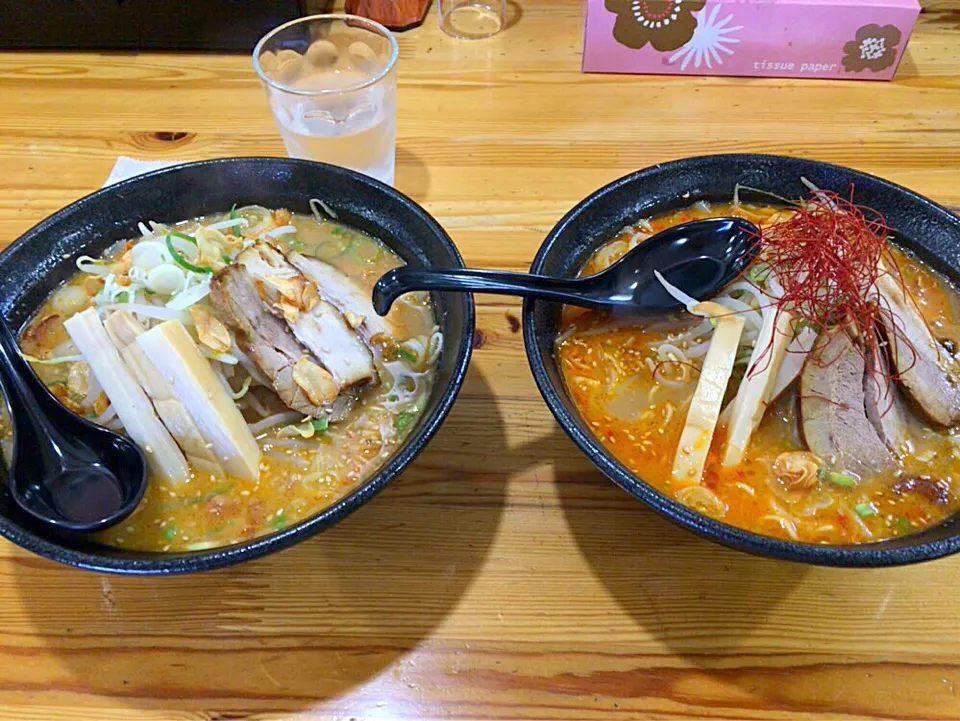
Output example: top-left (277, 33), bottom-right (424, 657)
top-left (0, 157), bottom-right (474, 574)
top-left (524, 153), bottom-right (960, 567)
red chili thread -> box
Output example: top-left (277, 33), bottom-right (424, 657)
top-left (740, 188), bottom-right (919, 408)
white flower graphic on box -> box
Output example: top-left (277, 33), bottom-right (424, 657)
top-left (668, 4), bottom-right (742, 70)
top-left (860, 37), bottom-right (887, 60)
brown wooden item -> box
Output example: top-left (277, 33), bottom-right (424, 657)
top-left (0, 1), bottom-right (959, 718)
top-left (345, 0), bottom-right (431, 30)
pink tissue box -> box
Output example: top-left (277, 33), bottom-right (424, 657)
top-left (582, 0), bottom-right (921, 80)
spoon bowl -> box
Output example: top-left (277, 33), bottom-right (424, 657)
top-left (373, 217), bottom-right (759, 316)
top-left (0, 319), bottom-right (147, 533)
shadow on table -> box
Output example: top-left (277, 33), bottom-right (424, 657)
top-left (555, 453), bottom-right (808, 657)
top-left (395, 146), bottom-right (431, 202)
top-left (14, 367), bottom-right (511, 717)
top-left (504, 1), bottom-right (524, 31)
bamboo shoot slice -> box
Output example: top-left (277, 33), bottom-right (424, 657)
top-left (136, 320), bottom-right (260, 481)
top-left (722, 309), bottom-right (793, 467)
top-left (104, 310), bottom-right (223, 475)
top-left (672, 302), bottom-right (745, 485)
top-left (63, 307), bottom-right (188, 484)
top-left (718, 325), bottom-right (817, 428)
top-left (768, 326), bottom-right (819, 402)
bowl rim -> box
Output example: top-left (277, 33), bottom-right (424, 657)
top-left (0, 156), bottom-right (475, 575)
top-left (522, 152), bottom-right (960, 568)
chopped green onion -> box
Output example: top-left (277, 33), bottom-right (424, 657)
top-left (185, 540), bottom-right (218, 551)
top-left (854, 502), bottom-right (876, 518)
top-left (311, 418), bottom-right (329, 433)
top-left (222, 254), bottom-right (232, 265)
top-left (210, 520), bottom-right (236, 534)
top-left (316, 236), bottom-right (357, 261)
top-left (891, 515), bottom-right (912, 534)
top-left (166, 234), bottom-right (213, 274)
top-left (394, 411), bottom-right (416, 431)
top-left (169, 230), bottom-right (197, 246)
top-left (745, 262), bottom-right (769, 285)
top-left (162, 525), bottom-right (178, 540)
top-left (144, 288), bottom-right (155, 296)
top-left (330, 226), bottom-right (345, 237)
top-left (356, 239), bottom-right (382, 264)
top-left (827, 471), bottom-right (857, 487)
top-left (288, 237), bottom-right (304, 252)
top-left (229, 205), bottom-right (241, 237)
top-left (398, 348), bottom-right (418, 364)
top-left (271, 510), bottom-right (286, 530)
top-left (20, 352), bottom-right (86, 365)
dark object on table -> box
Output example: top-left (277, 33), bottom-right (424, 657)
top-left (0, 319), bottom-right (147, 533)
top-left (0, 0), bottom-right (305, 52)
top-left (372, 218), bottom-right (758, 315)
top-left (0, 157), bottom-right (473, 574)
top-left (523, 153), bottom-right (960, 568)
top-left (345, 0), bottom-right (432, 30)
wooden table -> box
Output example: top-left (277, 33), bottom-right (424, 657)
top-left (0, 1), bottom-right (959, 719)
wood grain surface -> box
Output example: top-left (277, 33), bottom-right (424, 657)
top-left (1, 1), bottom-right (959, 719)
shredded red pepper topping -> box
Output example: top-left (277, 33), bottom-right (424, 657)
top-left (758, 189), bottom-right (897, 340)
top-left (749, 188), bottom-right (914, 374)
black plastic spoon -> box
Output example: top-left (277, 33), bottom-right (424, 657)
top-left (373, 217), bottom-right (759, 316)
top-left (0, 319), bottom-right (147, 533)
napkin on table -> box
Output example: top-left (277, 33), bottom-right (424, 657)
top-left (102, 156), bottom-right (190, 188)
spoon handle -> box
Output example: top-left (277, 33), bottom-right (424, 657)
top-left (373, 266), bottom-right (589, 315)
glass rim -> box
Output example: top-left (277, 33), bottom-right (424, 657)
top-left (252, 13), bottom-right (399, 97)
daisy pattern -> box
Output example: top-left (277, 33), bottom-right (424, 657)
top-left (668, 4), bottom-right (742, 71)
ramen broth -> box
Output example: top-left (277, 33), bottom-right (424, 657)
top-left (557, 202), bottom-right (960, 544)
top-left (13, 206), bottom-right (439, 552)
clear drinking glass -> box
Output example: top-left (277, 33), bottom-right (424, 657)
top-left (438, 0), bottom-right (506, 39)
top-left (253, 14), bottom-right (399, 186)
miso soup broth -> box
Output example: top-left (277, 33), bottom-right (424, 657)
top-left (12, 204), bottom-right (440, 552)
top-left (557, 197), bottom-right (960, 545)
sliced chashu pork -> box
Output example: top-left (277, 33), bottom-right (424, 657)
top-left (286, 251), bottom-right (395, 343)
top-left (235, 242), bottom-right (376, 389)
top-left (800, 328), bottom-right (895, 475)
top-left (875, 271), bottom-right (960, 426)
top-left (863, 340), bottom-right (908, 454)
top-left (210, 264), bottom-right (337, 418)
